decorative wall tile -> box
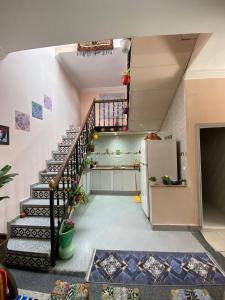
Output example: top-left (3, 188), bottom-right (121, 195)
top-left (44, 94), bottom-right (52, 111)
top-left (32, 101), bottom-right (43, 120)
top-left (15, 111), bottom-right (30, 131)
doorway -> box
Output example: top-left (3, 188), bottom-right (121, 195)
top-left (200, 126), bottom-right (225, 229)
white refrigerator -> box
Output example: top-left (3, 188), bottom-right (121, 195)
top-left (140, 139), bottom-right (178, 218)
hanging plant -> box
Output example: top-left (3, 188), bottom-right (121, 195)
top-left (121, 68), bottom-right (130, 85)
top-left (69, 184), bottom-right (89, 208)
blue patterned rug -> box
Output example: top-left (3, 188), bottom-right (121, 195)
top-left (86, 250), bottom-right (225, 286)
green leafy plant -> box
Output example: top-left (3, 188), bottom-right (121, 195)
top-left (161, 175), bottom-right (171, 185)
top-left (69, 184), bottom-right (88, 207)
top-left (0, 165), bottom-right (18, 201)
top-left (61, 219), bottom-right (75, 233)
top-left (149, 176), bottom-right (157, 183)
top-left (84, 157), bottom-right (91, 167)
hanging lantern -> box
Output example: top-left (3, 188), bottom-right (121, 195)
top-left (120, 38), bottom-right (131, 54)
top-left (92, 132), bottom-right (99, 140)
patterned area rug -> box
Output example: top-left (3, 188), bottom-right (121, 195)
top-left (50, 280), bottom-right (89, 300)
top-left (102, 284), bottom-right (140, 300)
top-left (171, 289), bottom-right (212, 300)
top-left (86, 250), bottom-right (225, 286)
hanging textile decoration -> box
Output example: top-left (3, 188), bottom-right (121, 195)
top-left (77, 40), bottom-right (113, 56)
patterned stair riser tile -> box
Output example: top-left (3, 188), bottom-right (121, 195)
top-left (66, 131), bottom-right (78, 138)
top-left (58, 145), bottom-right (72, 153)
top-left (32, 189), bottom-right (69, 200)
top-left (4, 252), bottom-right (51, 270)
top-left (61, 138), bottom-right (75, 145)
top-left (58, 144), bottom-right (71, 153)
top-left (22, 206), bottom-right (64, 217)
top-left (40, 173), bottom-right (71, 184)
top-left (10, 226), bottom-right (52, 239)
top-left (52, 153), bottom-right (75, 162)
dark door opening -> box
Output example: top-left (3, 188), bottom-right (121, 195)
top-left (200, 127), bottom-right (225, 229)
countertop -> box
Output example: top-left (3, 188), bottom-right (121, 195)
top-left (91, 165), bottom-right (140, 171)
top-left (150, 183), bottom-right (187, 187)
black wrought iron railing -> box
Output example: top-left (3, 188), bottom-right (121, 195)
top-left (94, 99), bottom-right (128, 132)
top-left (48, 97), bottom-right (130, 266)
top-left (48, 101), bottom-right (95, 266)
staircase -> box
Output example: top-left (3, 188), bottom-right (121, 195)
top-left (3, 98), bottom-right (129, 271)
top-left (4, 127), bottom-right (80, 270)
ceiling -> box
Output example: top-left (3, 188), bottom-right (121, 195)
top-left (128, 35), bottom-right (198, 131)
top-left (57, 47), bottom-right (127, 90)
top-left (0, 1), bottom-right (225, 54)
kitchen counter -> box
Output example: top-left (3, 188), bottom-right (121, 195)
top-left (150, 184), bottom-right (187, 187)
top-left (91, 165), bottom-right (140, 171)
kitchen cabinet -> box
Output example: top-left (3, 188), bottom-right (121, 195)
top-left (91, 170), bottom-right (113, 190)
top-left (135, 170), bottom-right (141, 191)
top-left (113, 170), bottom-right (136, 191)
top-left (91, 169), bottom-right (139, 192)
top-left (80, 170), bottom-right (91, 194)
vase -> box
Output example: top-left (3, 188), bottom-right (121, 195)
top-left (58, 220), bottom-right (75, 259)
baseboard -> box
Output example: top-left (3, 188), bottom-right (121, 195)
top-left (91, 190), bottom-right (140, 196)
top-left (152, 224), bottom-right (201, 231)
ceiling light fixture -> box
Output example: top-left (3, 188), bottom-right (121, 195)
top-left (120, 38), bottom-right (131, 54)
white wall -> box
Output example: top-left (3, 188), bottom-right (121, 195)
top-left (90, 134), bottom-right (144, 166)
top-left (0, 47), bottom-right (81, 232)
top-left (160, 81), bottom-right (187, 179)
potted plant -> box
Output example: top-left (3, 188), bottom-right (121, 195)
top-left (161, 175), bottom-right (171, 185)
top-left (149, 176), bottom-right (157, 185)
top-left (84, 157), bottom-right (91, 169)
top-left (87, 141), bottom-right (95, 153)
top-left (59, 219), bottom-right (75, 259)
top-left (69, 184), bottom-right (89, 208)
top-left (121, 68), bottom-right (130, 85)
top-left (180, 179), bottom-right (187, 186)
top-left (0, 165), bottom-right (18, 263)
top-left (0, 165), bottom-right (18, 201)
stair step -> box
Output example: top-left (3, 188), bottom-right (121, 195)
top-left (32, 188), bottom-right (68, 200)
top-left (52, 151), bottom-right (75, 163)
top-left (66, 130), bottom-right (79, 138)
top-left (4, 238), bottom-right (51, 270)
top-left (11, 216), bottom-right (57, 227)
top-left (58, 144), bottom-right (72, 153)
top-left (22, 198), bottom-right (65, 217)
top-left (23, 198), bottom-right (64, 206)
top-left (46, 160), bottom-right (63, 172)
top-left (10, 216), bottom-right (58, 239)
top-left (7, 238), bottom-right (51, 255)
top-left (67, 127), bottom-right (80, 133)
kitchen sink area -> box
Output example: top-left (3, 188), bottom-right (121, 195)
top-left (91, 165), bottom-right (140, 170)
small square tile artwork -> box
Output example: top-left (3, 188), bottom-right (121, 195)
top-left (44, 94), bottom-right (52, 111)
top-left (32, 101), bottom-right (43, 120)
top-left (15, 111), bottom-right (30, 131)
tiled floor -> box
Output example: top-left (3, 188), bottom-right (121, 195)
top-left (54, 195), bottom-right (204, 272)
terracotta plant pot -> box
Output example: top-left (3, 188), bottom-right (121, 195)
top-left (122, 74), bottom-right (130, 85)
